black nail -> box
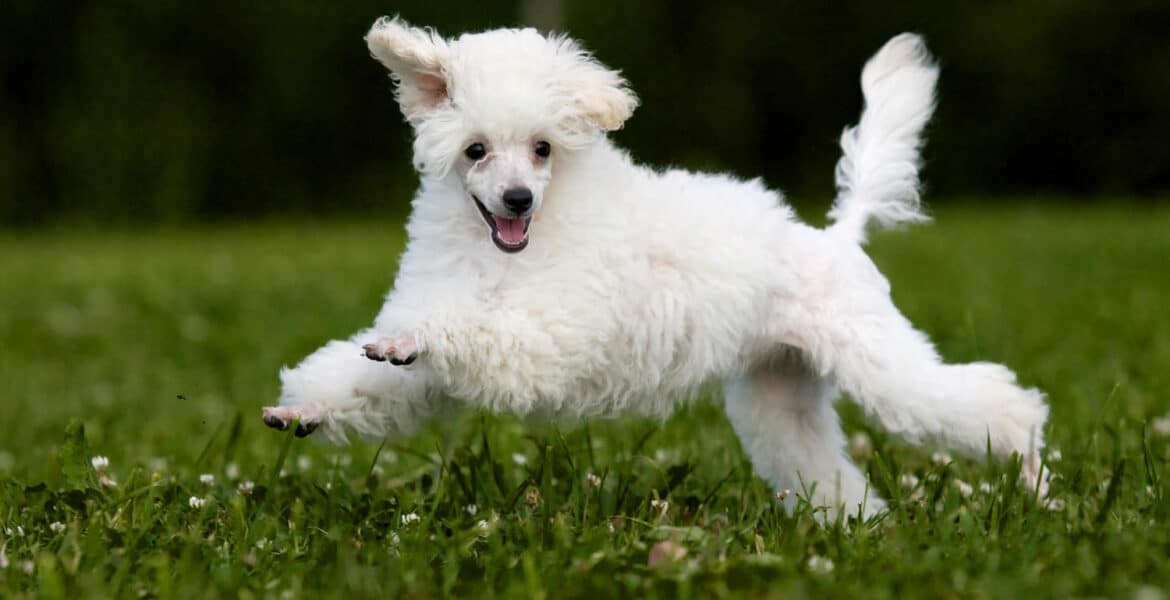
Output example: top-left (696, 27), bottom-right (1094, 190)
top-left (294, 422), bottom-right (318, 437)
top-left (390, 353), bottom-right (417, 366)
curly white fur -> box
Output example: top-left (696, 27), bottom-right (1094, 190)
top-left (268, 19), bottom-right (1050, 518)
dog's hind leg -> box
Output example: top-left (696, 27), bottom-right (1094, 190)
top-left (724, 351), bottom-right (884, 520)
top-left (794, 284), bottom-right (1050, 493)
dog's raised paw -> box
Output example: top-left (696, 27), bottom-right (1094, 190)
top-left (362, 335), bottom-right (418, 366)
top-left (261, 405), bottom-right (324, 437)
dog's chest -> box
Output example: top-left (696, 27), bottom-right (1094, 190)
top-left (470, 243), bottom-right (766, 369)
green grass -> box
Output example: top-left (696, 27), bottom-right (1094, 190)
top-left (1, 202), bottom-right (1168, 598)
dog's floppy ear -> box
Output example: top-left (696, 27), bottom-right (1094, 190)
top-left (573, 68), bottom-right (638, 131)
top-left (560, 41), bottom-right (639, 131)
top-left (366, 16), bottom-right (451, 121)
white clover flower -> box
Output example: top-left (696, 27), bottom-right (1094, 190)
top-left (1152, 416), bottom-right (1170, 437)
top-left (371, 464), bottom-right (385, 477)
top-left (20, 560), bottom-right (34, 575)
top-left (225, 462), bottom-right (240, 481)
top-left (900, 474), bottom-right (919, 489)
top-left (648, 540), bottom-right (687, 567)
top-left (188, 496), bottom-right (206, 509)
top-left (1047, 449), bottom-right (1062, 463)
top-left (324, 482), bottom-right (333, 491)
top-left (931, 451), bottom-right (951, 466)
top-left (477, 520), bottom-right (489, 531)
top-left (848, 431), bottom-right (873, 458)
top-left (585, 473), bottom-right (601, 489)
top-left (255, 538), bottom-right (269, 550)
top-left (776, 489), bottom-right (791, 501)
top-left (389, 532), bottom-right (400, 547)
top-left (807, 555), bottom-right (834, 574)
top-left (296, 456), bottom-right (312, 472)
top-left (511, 453), bottom-right (528, 466)
top-left (91, 456), bottom-right (109, 472)
top-left (955, 480), bottom-right (973, 498)
top-left (237, 480), bottom-right (255, 496)
top-left (979, 482), bottom-right (993, 494)
top-left (650, 499), bottom-right (669, 513)
top-left (400, 512), bottom-right (420, 526)
top-left (1046, 498), bottom-right (1066, 511)
top-left (199, 473), bottom-right (215, 486)
top-left (465, 504), bottom-right (478, 516)
top-left (49, 522), bottom-right (65, 533)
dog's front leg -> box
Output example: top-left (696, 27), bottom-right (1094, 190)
top-left (264, 328), bottom-right (439, 444)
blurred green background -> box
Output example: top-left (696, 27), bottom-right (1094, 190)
top-left (2, 0), bottom-right (1167, 227)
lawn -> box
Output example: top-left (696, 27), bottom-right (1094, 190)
top-left (0, 202), bottom-right (1168, 598)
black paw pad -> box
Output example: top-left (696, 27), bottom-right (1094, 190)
top-left (362, 344), bottom-right (387, 362)
top-left (389, 353), bottom-right (417, 366)
top-left (263, 414), bottom-right (289, 431)
top-left (294, 421), bottom-right (319, 438)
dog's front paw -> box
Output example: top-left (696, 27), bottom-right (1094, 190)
top-left (262, 403), bottom-right (325, 438)
top-left (362, 334), bottom-right (418, 366)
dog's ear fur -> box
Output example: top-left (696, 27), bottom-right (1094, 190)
top-left (570, 65), bottom-right (639, 131)
top-left (366, 16), bottom-right (451, 121)
top-left (556, 38), bottom-right (639, 132)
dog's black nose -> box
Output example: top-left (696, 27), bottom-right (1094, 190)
top-left (502, 188), bottom-right (533, 214)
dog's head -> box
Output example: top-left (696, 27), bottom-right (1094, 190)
top-left (366, 17), bottom-right (638, 253)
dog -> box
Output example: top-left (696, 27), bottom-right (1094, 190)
top-left (262, 17), bottom-right (1050, 518)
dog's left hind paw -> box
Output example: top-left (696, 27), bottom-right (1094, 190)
top-left (262, 404), bottom-right (324, 438)
top-left (1021, 453), bottom-right (1051, 498)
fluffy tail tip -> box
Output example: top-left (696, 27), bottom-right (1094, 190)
top-left (829, 33), bottom-right (938, 244)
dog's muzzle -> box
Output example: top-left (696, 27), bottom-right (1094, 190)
top-left (474, 195), bottom-right (531, 253)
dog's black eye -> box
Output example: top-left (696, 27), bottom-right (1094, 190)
top-left (465, 143), bottom-right (486, 160)
top-left (534, 141), bottom-right (551, 158)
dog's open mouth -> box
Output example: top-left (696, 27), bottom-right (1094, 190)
top-left (473, 196), bottom-right (531, 253)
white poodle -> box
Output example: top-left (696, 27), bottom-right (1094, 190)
top-left (263, 17), bottom-right (1049, 517)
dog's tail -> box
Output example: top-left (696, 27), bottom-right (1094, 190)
top-left (828, 33), bottom-right (938, 245)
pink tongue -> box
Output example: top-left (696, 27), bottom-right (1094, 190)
top-left (493, 216), bottom-right (526, 244)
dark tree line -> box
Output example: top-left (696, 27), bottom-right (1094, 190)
top-left (2, 0), bottom-right (1166, 225)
